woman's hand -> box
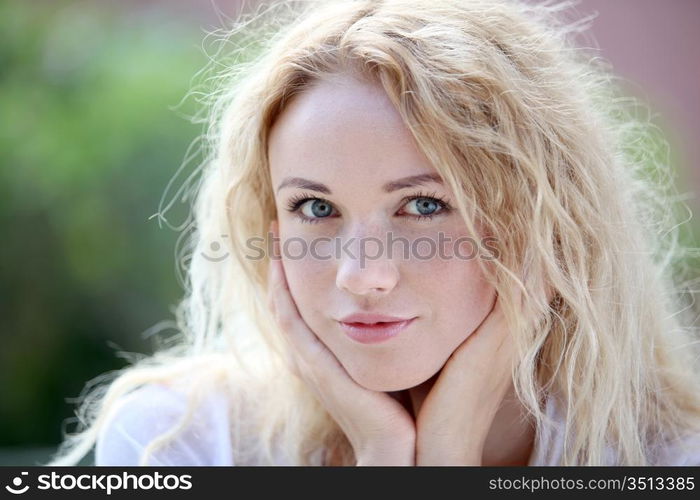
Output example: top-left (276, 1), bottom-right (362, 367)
top-left (413, 291), bottom-right (517, 465)
top-left (267, 221), bottom-right (416, 465)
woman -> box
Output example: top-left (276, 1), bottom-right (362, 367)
top-left (48, 0), bottom-right (700, 466)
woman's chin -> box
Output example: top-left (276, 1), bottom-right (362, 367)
top-left (348, 366), bottom-right (440, 393)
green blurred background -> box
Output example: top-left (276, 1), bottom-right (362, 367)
top-left (1, 0), bottom-right (698, 466)
top-left (0, 0), bottom-right (215, 465)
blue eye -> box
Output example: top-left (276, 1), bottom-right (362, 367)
top-left (404, 197), bottom-right (442, 218)
top-left (301, 199), bottom-right (334, 219)
top-left (284, 190), bottom-right (452, 224)
top-left (284, 197), bottom-right (337, 224)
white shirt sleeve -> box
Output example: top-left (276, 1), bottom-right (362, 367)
top-left (94, 383), bottom-right (235, 466)
top-left (652, 434), bottom-right (700, 466)
top-left (527, 390), bottom-right (700, 465)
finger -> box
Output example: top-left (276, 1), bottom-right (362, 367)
top-left (267, 227), bottom-right (323, 360)
top-left (266, 224), bottom-right (357, 390)
top-left (446, 293), bottom-right (514, 379)
top-left (269, 256), bottom-right (369, 403)
top-left (269, 255), bottom-right (332, 367)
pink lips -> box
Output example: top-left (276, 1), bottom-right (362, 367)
top-left (338, 313), bottom-right (417, 344)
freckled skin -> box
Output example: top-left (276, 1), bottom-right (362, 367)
top-left (268, 73), bottom-right (496, 391)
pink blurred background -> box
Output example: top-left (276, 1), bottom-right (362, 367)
top-left (575, 0), bottom-right (700, 216)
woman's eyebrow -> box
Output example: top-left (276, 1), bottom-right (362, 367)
top-left (276, 173), bottom-right (444, 195)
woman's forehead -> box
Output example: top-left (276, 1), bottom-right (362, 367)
top-left (270, 74), bottom-right (402, 141)
top-left (268, 75), bottom-right (436, 187)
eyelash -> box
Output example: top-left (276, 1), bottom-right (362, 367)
top-left (284, 190), bottom-right (453, 225)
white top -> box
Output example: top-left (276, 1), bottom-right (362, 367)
top-left (94, 382), bottom-right (700, 466)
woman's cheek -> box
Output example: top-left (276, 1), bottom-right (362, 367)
top-left (420, 245), bottom-right (495, 346)
top-left (280, 249), bottom-right (330, 322)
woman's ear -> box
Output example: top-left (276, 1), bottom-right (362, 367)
top-left (545, 284), bottom-right (556, 304)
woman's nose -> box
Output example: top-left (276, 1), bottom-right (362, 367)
top-left (334, 225), bottom-right (400, 296)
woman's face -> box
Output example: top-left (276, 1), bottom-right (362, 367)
top-left (268, 73), bottom-right (496, 391)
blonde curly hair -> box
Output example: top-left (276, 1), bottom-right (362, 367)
top-left (48, 0), bottom-right (700, 466)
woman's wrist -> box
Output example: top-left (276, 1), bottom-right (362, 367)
top-left (355, 439), bottom-right (416, 466)
top-left (415, 448), bottom-right (482, 465)
top-left (415, 435), bottom-right (483, 465)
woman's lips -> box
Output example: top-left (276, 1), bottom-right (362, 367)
top-left (339, 317), bottom-right (416, 344)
